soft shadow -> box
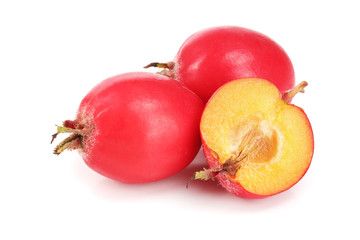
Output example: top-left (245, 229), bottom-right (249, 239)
top-left (72, 148), bottom-right (211, 202)
top-left (72, 148), bottom-right (300, 211)
top-left (91, 163), bottom-right (207, 202)
top-left (183, 179), bottom-right (299, 213)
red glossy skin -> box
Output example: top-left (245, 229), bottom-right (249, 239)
top-left (75, 72), bottom-right (204, 183)
top-left (174, 26), bottom-right (295, 102)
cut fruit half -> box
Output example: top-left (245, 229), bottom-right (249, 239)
top-left (195, 78), bottom-right (314, 198)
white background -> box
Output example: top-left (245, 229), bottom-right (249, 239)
top-left (1, 0), bottom-right (359, 239)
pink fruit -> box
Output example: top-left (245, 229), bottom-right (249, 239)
top-left (146, 26), bottom-right (295, 102)
top-left (52, 72), bottom-right (204, 183)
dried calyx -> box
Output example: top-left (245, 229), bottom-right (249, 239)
top-left (51, 120), bottom-right (91, 155)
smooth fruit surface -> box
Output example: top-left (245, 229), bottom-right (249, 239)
top-left (198, 78), bottom-right (313, 198)
top-left (52, 72), bottom-right (204, 183)
top-left (147, 26), bottom-right (295, 102)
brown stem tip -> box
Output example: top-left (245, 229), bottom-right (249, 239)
top-left (144, 61), bottom-right (175, 69)
top-left (51, 133), bottom-right (59, 144)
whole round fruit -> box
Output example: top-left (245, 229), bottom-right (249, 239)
top-left (145, 26), bottom-right (295, 102)
top-left (52, 72), bottom-right (204, 183)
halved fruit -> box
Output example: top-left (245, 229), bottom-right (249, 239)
top-left (193, 78), bottom-right (314, 198)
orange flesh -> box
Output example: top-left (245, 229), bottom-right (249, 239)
top-left (200, 78), bottom-right (313, 196)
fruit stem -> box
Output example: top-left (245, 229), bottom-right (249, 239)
top-left (144, 61), bottom-right (175, 69)
top-left (282, 81), bottom-right (308, 104)
top-left (144, 61), bottom-right (175, 78)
